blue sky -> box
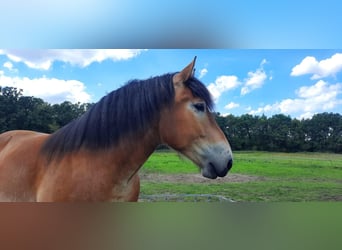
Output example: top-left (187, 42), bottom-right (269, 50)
top-left (0, 49), bottom-right (341, 119)
top-left (1, 1), bottom-right (341, 48)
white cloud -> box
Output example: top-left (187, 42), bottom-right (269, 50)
top-left (249, 80), bottom-right (342, 118)
top-left (296, 80), bottom-right (330, 98)
top-left (3, 61), bottom-right (14, 71)
top-left (221, 113), bottom-right (232, 117)
top-left (297, 112), bottom-right (314, 120)
top-left (198, 68), bottom-right (208, 79)
top-left (0, 49), bottom-right (145, 70)
top-left (207, 75), bottom-right (241, 101)
top-left (206, 59), bottom-right (269, 101)
top-left (249, 104), bottom-right (278, 116)
top-left (224, 102), bottom-right (240, 110)
top-left (291, 53), bottom-right (342, 79)
top-left (0, 73), bottom-right (91, 104)
top-left (241, 59), bottom-right (268, 95)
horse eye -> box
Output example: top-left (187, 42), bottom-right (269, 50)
top-left (193, 102), bottom-right (206, 112)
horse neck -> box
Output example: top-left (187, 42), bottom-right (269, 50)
top-left (105, 123), bottom-right (161, 181)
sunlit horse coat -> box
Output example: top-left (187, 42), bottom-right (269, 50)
top-left (0, 57), bottom-right (233, 201)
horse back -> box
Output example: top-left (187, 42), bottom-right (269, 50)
top-left (0, 130), bottom-right (49, 201)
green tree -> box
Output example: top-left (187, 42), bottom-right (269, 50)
top-left (51, 101), bottom-right (91, 130)
top-left (0, 86), bottom-right (91, 133)
top-left (267, 114), bottom-right (292, 151)
top-left (254, 114), bottom-right (270, 151)
top-left (0, 86), bottom-right (23, 132)
top-left (16, 96), bottom-right (54, 133)
top-left (303, 113), bottom-right (342, 153)
top-left (287, 118), bottom-right (305, 152)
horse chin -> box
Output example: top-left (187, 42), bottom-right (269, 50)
top-left (201, 163), bottom-right (219, 179)
top-left (201, 167), bottom-right (218, 179)
top-left (201, 161), bottom-right (231, 179)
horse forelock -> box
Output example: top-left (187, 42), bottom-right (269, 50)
top-left (185, 76), bottom-right (214, 111)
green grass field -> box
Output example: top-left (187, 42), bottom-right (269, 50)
top-left (139, 151), bottom-right (342, 202)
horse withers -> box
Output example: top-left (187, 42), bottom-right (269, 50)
top-left (0, 57), bottom-right (233, 201)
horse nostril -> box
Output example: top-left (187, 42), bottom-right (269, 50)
top-left (227, 159), bottom-right (233, 170)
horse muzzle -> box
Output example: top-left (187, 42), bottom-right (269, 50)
top-left (197, 142), bottom-right (233, 179)
top-left (201, 157), bottom-right (233, 179)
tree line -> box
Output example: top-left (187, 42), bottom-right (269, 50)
top-left (216, 112), bottom-right (342, 153)
top-left (1, 86), bottom-right (342, 153)
top-left (0, 86), bottom-right (91, 133)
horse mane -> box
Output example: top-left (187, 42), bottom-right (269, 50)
top-left (41, 73), bottom-right (213, 160)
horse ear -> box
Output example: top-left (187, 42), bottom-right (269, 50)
top-left (173, 56), bottom-right (197, 84)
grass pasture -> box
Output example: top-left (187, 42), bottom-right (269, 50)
top-left (139, 151), bottom-right (342, 202)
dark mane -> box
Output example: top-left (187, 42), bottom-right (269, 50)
top-left (41, 73), bottom-right (213, 160)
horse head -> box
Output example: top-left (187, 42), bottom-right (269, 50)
top-left (159, 57), bottom-right (233, 179)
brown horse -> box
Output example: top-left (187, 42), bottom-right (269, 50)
top-left (0, 58), bottom-right (233, 201)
